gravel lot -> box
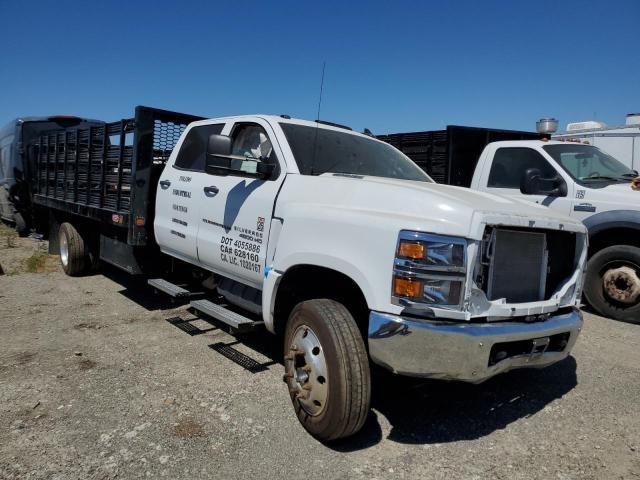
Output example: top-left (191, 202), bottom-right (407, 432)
top-left (0, 232), bottom-right (639, 480)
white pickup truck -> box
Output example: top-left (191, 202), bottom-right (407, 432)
top-left (26, 108), bottom-right (587, 441)
top-left (471, 139), bottom-right (640, 323)
top-left (380, 125), bottom-right (640, 323)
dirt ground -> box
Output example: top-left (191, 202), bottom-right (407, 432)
top-left (0, 227), bottom-right (639, 480)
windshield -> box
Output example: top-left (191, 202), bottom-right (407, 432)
top-left (543, 144), bottom-right (636, 184)
top-left (280, 123), bottom-right (433, 182)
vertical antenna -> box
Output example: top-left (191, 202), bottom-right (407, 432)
top-left (316, 62), bottom-right (326, 121)
top-left (310, 61), bottom-right (326, 175)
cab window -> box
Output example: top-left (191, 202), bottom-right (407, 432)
top-left (174, 123), bottom-right (224, 171)
top-left (227, 124), bottom-right (279, 177)
top-left (488, 147), bottom-right (557, 188)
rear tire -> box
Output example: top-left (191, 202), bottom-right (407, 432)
top-left (283, 299), bottom-right (371, 442)
top-left (584, 245), bottom-right (640, 324)
top-left (58, 222), bottom-right (87, 276)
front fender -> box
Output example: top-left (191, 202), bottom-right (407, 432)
top-left (583, 210), bottom-right (640, 236)
top-left (261, 210), bottom-right (404, 331)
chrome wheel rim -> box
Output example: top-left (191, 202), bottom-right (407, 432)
top-left (285, 325), bottom-right (328, 416)
top-left (59, 231), bottom-right (69, 267)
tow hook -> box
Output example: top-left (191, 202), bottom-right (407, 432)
top-left (530, 337), bottom-right (550, 358)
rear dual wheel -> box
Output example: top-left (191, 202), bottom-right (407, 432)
top-left (58, 222), bottom-right (88, 276)
top-left (283, 299), bottom-right (371, 442)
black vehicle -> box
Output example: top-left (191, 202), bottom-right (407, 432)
top-left (0, 115), bottom-right (103, 234)
top-left (28, 106), bottom-right (203, 274)
top-left (377, 125), bottom-right (539, 187)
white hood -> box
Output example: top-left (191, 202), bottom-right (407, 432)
top-left (583, 182), bottom-right (640, 211)
top-left (279, 174), bottom-right (586, 240)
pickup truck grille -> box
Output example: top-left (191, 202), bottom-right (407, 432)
top-left (481, 227), bottom-right (577, 303)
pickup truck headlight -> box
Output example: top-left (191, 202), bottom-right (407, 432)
top-left (393, 232), bottom-right (467, 308)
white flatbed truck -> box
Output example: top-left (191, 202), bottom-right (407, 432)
top-left (25, 107), bottom-right (587, 440)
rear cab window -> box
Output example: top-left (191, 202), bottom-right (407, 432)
top-left (174, 123), bottom-right (225, 171)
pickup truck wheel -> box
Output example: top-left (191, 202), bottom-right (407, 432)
top-left (58, 222), bottom-right (87, 276)
top-left (283, 299), bottom-right (371, 442)
top-left (584, 245), bottom-right (640, 324)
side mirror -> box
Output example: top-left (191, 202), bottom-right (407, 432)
top-left (205, 134), bottom-right (232, 175)
top-left (207, 134), bottom-right (231, 157)
top-left (520, 168), bottom-right (567, 197)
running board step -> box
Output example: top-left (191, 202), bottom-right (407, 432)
top-left (148, 278), bottom-right (192, 298)
top-left (190, 299), bottom-right (264, 332)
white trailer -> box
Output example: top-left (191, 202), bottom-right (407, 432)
top-left (553, 114), bottom-right (640, 171)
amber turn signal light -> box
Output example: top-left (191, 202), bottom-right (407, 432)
top-left (398, 241), bottom-right (425, 260)
top-left (393, 277), bottom-right (423, 298)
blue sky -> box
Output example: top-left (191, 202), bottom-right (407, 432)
top-left (1, 0), bottom-right (638, 134)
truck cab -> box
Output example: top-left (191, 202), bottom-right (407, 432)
top-left (471, 139), bottom-right (640, 322)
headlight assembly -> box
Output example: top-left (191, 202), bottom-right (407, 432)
top-left (393, 231), bottom-right (467, 308)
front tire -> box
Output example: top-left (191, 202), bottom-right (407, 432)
top-left (283, 299), bottom-right (371, 442)
top-left (58, 222), bottom-right (87, 276)
top-left (584, 245), bottom-right (640, 323)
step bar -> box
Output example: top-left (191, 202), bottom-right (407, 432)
top-left (190, 299), bottom-right (264, 333)
top-left (147, 278), bottom-right (201, 299)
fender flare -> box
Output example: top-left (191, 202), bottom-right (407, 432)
top-left (262, 255), bottom-right (375, 334)
top-left (583, 210), bottom-right (640, 236)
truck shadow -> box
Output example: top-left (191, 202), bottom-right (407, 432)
top-left (101, 266), bottom-right (194, 311)
top-left (223, 179), bottom-right (264, 233)
top-left (331, 356), bottom-right (577, 452)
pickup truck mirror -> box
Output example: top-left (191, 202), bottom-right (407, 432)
top-left (205, 133), bottom-right (275, 180)
top-left (207, 134), bottom-right (232, 157)
top-left (520, 168), bottom-right (568, 197)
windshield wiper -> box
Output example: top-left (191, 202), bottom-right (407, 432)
top-left (581, 175), bottom-right (626, 182)
top-left (619, 172), bottom-right (638, 178)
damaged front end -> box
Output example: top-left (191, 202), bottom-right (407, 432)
top-left (368, 213), bottom-right (587, 382)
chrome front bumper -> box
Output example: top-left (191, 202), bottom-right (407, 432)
top-left (368, 308), bottom-right (583, 383)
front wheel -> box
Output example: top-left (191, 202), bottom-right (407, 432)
top-left (584, 245), bottom-right (640, 323)
top-left (283, 299), bottom-right (371, 442)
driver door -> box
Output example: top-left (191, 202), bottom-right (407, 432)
top-left (196, 120), bottom-right (285, 289)
top-left (482, 147), bottom-right (573, 215)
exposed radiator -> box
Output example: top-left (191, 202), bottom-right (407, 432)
top-left (487, 229), bottom-right (548, 303)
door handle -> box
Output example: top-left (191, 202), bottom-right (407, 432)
top-left (159, 179), bottom-right (171, 189)
top-left (203, 186), bottom-right (219, 197)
